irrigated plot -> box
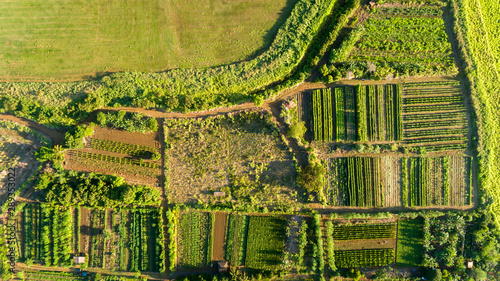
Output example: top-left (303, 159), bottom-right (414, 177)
top-left (64, 126), bottom-right (161, 186)
top-left (349, 2), bottom-right (457, 75)
top-left (18, 204), bottom-right (165, 272)
top-left (402, 81), bottom-right (469, 152)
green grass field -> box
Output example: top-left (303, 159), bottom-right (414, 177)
top-left (452, 0), bottom-right (500, 226)
top-left (0, 0), bottom-right (294, 80)
top-left (396, 218), bottom-right (423, 266)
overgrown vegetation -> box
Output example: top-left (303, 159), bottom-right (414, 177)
top-left (34, 171), bottom-right (160, 207)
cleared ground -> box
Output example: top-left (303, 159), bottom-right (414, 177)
top-left (0, 0), bottom-right (295, 80)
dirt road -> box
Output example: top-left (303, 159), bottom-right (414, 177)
top-left (0, 113), bottom-right (64, 145)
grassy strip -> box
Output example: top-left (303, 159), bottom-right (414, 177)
top-left (396, 218), bottom-right (423, 266)
top-left (450, 0), bottom-right (500, 226)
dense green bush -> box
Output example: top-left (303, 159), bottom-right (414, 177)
top-left (98, 111), bottom-right (157, 133)
top-left (34, 171), bottom-right (160, 208)
top-left (63, 124), bottom-right (94, 149)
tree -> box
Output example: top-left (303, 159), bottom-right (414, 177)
top-left (117, 110), bottom-right (126, 121)
top-left (287, 122), bottom-right (307, 140)
top-left (96, 112), bottom-right (106, 126)
top-left (426, 268), bottom-right (442, 281)
top-left (151, 152), bottom-right (161, 161)
top-left (253, 95), bottom-right (264, 106)
top-left (298, 161), bottom-right (325, 194)
top-left (147, 117), bottom-right (158, 132)
top-left (472, 268), bottom-right (487, 281)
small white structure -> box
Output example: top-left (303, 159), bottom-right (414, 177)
top-left (467, 260), bottom-right (474, 269)
top-left (214, 191), bottom-right (225, 197)
top-left (73, 256), bottom-right (86, 265)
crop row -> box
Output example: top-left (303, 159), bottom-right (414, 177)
top-left (403, 81), bottom-right (460, 88)
top-left (178, 211), bottom-right (212, 269)
top-left (422, 143), bottom-right (468, 152)
top-left (367, 85), bottom-right (377, 141)
top-left (335, 249), bottom-right (395, 268)
top-left (335, 88), bottom-right (345, 141)
top-left (403, 111), bottom-right (466, 122)
top-left (245, 216), bottom-right (287, 270)
top-left (404, 119), bottom-right (467, 130)
top-left (405, 136), bottom-right (467, 145)
top-left (386, 85), bottom-right (394, 140)
top-left (395, 85), bottom-right (403, 141)
top-left (403, 95), bottom-right (464, 105)
top-left (313, 90), bottom-right (323, 141)
top-left (402, 88), bottom-right (462, 96)
top-left (345, 86), bottom-right (357, 141)
top-left (73, 151), bottom-right (158, 169)
top-left (331, 223), bottom-right (396, 240)
top-left (403, 103), bottom-right (464, 113)
top-left (323, 89), bottom-right (334, 141)
top-left (90, 138), bottom-right (157, 156)
top-left (225, 214), bottom-right (248, 267)
top-left (343, 157), bottom-right (383, 207)
top-left (311, 214), bottom-right (324, 273)
top-left (405, 128), bottom-right (467, 138)
top-left (356, 85), bottom-right (368, 142)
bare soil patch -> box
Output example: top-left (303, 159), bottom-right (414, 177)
top-left (92, 126), bottom-right (160, 149)
top-left (212, 212), bottom-right (228, 261)
top-left (334, 238), bottom-right (396, 251)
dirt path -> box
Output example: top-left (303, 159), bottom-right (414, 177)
top-left (0, 113), bottom-right (64, 145)
top-left (334, 238), bottom-right (396, 251)
top-left (80, 207), bottom-right (91, 258)
top-left (212, 212), bottom-right (228, 261)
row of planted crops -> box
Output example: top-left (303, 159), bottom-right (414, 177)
top-left (309, 84), bottom-right (403, 142)
top-left (16, 204), bottom-right (165, 273)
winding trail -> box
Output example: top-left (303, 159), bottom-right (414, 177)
top-left (0, 113), bottom-right (64, 145)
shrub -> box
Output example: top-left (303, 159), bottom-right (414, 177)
top-left (287, 122), bottom-right (307, 140)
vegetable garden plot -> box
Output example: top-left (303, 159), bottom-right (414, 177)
top-left (403, 156), bottom-right (471, 207)
top-left (19, 204), bottom-right (73, 267)
top-left (401, 82), bottom-right (469, 150)
top-left (305, 84), bottom-right (401, 142)
top-left (90, 138), bottom-right (158, 157)
top-left (245, 216), bottom-right (287, 269)
top-left (349, 4), bottom-right (456, 74)
top-left (334, 249), bottom-right (395, 267)
top-left (24, 270), bottom-right (88, 280)
top-left (381, 156), bottom-right (401, 207)
top-left (178, 211), bottom-right (213, 269)
top-left (335, 157), bottom-right (384, 207)
top-left (331, 223), bottom-right (396, 240)
top-left (225, 214), bottom-right (249, 267)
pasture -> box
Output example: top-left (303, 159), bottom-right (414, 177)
top-left (0, 0), bottom-right (294, 80)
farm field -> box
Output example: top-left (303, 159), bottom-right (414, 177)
top-left (164, 111), bottom-right (298, 208)
top-left (0, 0), bottom-right (294, 80)
top-left (17, 204), bottom-right (165, 273)
top-left (23, 270), bottom-right (88, 280)
top-left (297, 79), bottom-right (474, 208)
top-left (298, 80), bottom-right (470, 151)
top-left (64, 125), bottom-right (162, 186)
top-left (172, 210), bottom-right (288, 271)
top-left (331, 221), bottom-right (396, 268)
top-left (348, 1), bottom-right (457, 77)
top-left (324, 155), bottom-right (472, 208)
top-left (396, 218), bottom-right (423, 266)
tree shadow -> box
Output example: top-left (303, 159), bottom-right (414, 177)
top-left (236, 0), bottom-right (300, 62)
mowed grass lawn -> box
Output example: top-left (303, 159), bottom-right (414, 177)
top-left (396, 218), bottom-right (423, 266)
top-left (0, 0), bottom-right (295, 80)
